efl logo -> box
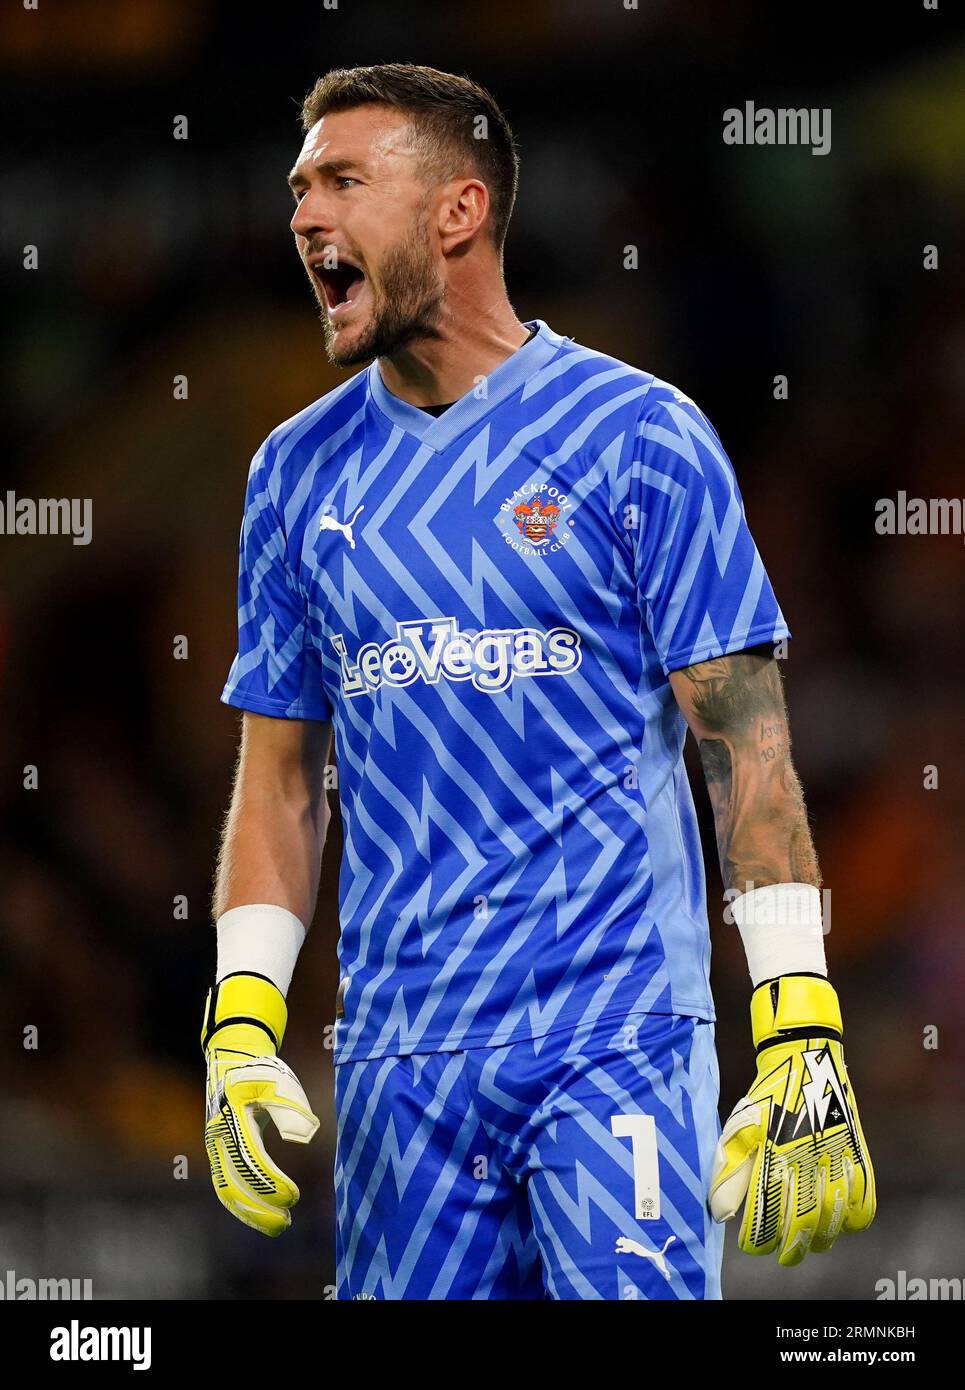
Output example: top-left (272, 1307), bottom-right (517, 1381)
top-left (333, 617), bottom-right (582, 697)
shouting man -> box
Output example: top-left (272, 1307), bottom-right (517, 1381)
top-left (202, 63), bottom-right (874, 1300)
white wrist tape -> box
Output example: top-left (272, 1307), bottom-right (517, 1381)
top-left (216, 904), bottom-right (307, 997)
top-left (730, 883), bottom-right (827, 988)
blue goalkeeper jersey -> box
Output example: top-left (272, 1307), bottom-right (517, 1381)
top-left (222, 320), bottom-right (790, 1062)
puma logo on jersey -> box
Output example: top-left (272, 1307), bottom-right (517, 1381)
top-left (319, 503), bottom-right (364, 549)
top-left (615, 1234), bottom-right (676, 1280)
top-left (332, 616), bottom-right (582, 697)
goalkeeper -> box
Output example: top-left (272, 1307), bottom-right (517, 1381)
top-left (200, 61), bottom-right (874, 1298)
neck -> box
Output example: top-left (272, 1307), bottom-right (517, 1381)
top-left (377, 292), bottom-right (529, 407)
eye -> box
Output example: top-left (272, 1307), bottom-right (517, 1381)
top-left (335, 176), bottom-right (357, 190)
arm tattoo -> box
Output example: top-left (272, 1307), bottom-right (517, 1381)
top-left (675, 646), bottom-right (820, 893)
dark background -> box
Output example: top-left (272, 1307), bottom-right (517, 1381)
top-left (1, 0), bottom-right (963, 1299)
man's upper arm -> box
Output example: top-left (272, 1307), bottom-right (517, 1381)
top-left (619, 382), bottom-right (790, 675)
top-left (221, 441), bottom-right (333, 722)
top-left (668, 645), bottom-right (787, 745)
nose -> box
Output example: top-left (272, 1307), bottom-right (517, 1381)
top-left (290, 187), bottom-right (334, 241)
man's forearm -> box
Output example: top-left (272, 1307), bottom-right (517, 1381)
top-left (670, 647), bottom-right (820, 893)
top-left (677, 659), bottom-right (877, 1264)
top-left (215, 786), bottom-right (325, 925)
top-left (214, 713), bottom-right (331, 925)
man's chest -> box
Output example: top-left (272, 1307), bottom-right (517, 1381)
top-left (295, 434), bottom-right (636, 702)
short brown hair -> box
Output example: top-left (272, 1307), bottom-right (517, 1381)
top-left (301, 63), bottom-right (520, 253)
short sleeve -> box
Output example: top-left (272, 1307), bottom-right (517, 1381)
top-left (221, 443), bottom-right (332, 721)
top-left (620, 380), bottom-right (791, 675)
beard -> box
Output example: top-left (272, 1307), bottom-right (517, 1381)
top-left (317, 210), bottom-right (447, 369)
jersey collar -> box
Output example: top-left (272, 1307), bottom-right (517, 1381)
top-left (366, 319), bottom-right (568, 451)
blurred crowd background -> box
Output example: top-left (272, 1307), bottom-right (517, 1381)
top-left (1, 0), bottom-right (963, 1300)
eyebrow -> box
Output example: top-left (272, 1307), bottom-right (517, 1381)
top-left (286, 156), bottom-right (364, 192)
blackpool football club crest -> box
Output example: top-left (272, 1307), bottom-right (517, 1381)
top-left (496, 481), bottom-right (574, 559)
top-left (514, 497), bottom-right (560, 544)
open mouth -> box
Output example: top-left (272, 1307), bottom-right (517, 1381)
top-left (313, 259), bottom-right (366, 315)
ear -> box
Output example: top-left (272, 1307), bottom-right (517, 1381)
top-left (437, 177), bottom-right (490, 252)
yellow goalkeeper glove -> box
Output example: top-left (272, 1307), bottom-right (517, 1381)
top-left (709, 974), bottom-right (875, 1266)
top-left (201, 973), bottom-right (319, 1237)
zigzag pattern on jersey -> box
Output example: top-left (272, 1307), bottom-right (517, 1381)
top-left (224, 326), bottom-right (788, 1060)
top-left (333, 362), bottom-right (662, 1056)
top-left (629, 398), bottom-right (774, 669)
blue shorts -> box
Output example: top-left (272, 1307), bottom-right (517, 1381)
top-left (334, 1012), bottom-right (724, 1300)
